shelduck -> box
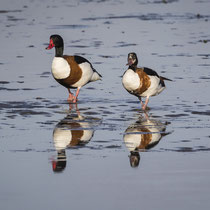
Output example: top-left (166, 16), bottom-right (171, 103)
top-left (46, 34), bottom-right (102, 103)
top-left (122, 52), bottom-right (172, 110)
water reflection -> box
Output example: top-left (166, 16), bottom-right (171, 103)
top-left (124, 113), bottom-right (170, 168)
top-left (52, 104), bottom-right (100, 173)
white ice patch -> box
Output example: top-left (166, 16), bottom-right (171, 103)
top-left (51, 57), bottom-right (71, 79)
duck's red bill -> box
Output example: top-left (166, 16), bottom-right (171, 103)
top-left (46, 39), bottom-right (54, 50)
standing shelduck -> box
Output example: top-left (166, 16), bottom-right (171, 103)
top-left (122, 52), bottom-right (172, 110)
top-left (46, 34), bottom-right (102, 103)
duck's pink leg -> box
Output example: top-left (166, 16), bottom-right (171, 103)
top-left (69, 103), bottom-right (73, 110)
top-left (142, 96), bottom-right (150, 111)
top-left (138, 96), bottom-right (144, 107)
top-left (67, 88), bottom-right (74, 102)
top-left (73, 87), bottom-right (81, 103)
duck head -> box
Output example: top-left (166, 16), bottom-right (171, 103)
top-left (127, 52), bottom-right (138, 69)
top-left (46, 34), bottom-right (64, 57)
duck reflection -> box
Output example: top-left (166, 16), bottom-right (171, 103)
top-left (124, 113), bottom-right (169, 168)
top-left (52, 104), bottom-right (100, 173)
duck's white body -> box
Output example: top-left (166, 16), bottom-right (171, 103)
top-left (52, 57), bottom-right (70, 80)
top-left (52, 56), bottom-right (101, 88)
top-left (122, 67), bottom-right (165, 98)
top-left (122, 69), bottom-right (139, 91)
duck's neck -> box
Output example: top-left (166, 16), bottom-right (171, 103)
top-left (129, 65), bottom-right (137, 71)
top-left (55, 46), bottom-right (64, 57)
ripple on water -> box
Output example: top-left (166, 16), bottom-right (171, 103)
top-left (0, 10), bottom-right (22, 13)
top-left (164, 113), bottom-right (189, 117)
top-left (191, 110), bottom-right (210, 116)
top-left (114, 42), bottom-right (137, 48)
top-left (0, 87), bottom-right (19, 91)
top-left (199, 76), bottom-right (210, 80)
top-left (162, 146), bottom-right (210, 153)
top-left (0, 101), bottom-right (55, 119)
top-left (0, 81), bottom-right (10, 84)
top-left (48, 24), bottom-right (91, 29)
top-left (82, 12), bottom-right (210, 22)
top-left (39, 72), bottom-right (51, 78)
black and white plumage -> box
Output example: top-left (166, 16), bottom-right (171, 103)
top-left (46, 34), bottom-right (102, 103)
top-left (122, 52), bottom-right (172, 110)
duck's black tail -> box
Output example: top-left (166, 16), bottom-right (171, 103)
top-left (93, 68), bottom-right (102, 78)
top-left (160, 76), bottom-right (173, 82)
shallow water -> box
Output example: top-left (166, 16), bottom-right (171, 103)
top-left (1, 0), bottom-right (210, 209)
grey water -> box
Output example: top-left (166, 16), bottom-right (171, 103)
top-left (1, 0), bottom-right (210, 209)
